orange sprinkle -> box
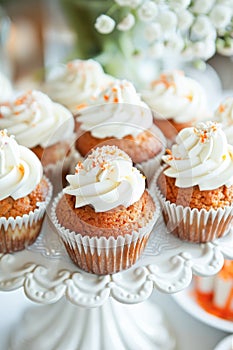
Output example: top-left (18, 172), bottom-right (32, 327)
top-left (76, 103), bottom-right (87, 110)
top-left (18, 163), bottom-right (25, 175)
top-left (166, 149), bottom-right (172, 155)
top-left (186, 94), bottom-right (193, 101)
top-left (75, 161), bottom-right (84, 173)
top-left (104, 95), bottom-right (109, 101)
top-left (218, 104), bottom-right (225, 113)
top-left (112, 87), bottom-right (117, 92)
top-left (113, 97), bottom-right (119, 103)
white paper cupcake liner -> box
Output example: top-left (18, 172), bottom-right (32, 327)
top-left (152, 165), bottom-right (233, 243)
top-left (0, 176), bottom-right (53, 253)
top-left (137, 124), bottom-right (167, 185)
top-left (51, 190), bottom-right (159, 275)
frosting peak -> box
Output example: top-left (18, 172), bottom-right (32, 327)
top-left (0, 90), bottom-right (74, 148)
top-left (44, 59), bottom-right (114, 113)
top-left (0, 130), bottom-right (43, 200)
top-left (77, 79), bottom-right (153, 138)
top-left (64, 145), bottom-right (145, 212)
top-left (162, 121), bottom-right (233, 190)
top-left (214, 97), bottom-right (233, 145)
top-left (141, 70), bottom-right (209, 123)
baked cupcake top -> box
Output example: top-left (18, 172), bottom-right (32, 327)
top-left (0, 72), bottom-right (13, 103)
top-left (0, 90), bottom-right (74, 148)
top-left (64, 145), bottom-right (145, 212)
top-left (0, 129), bottom-right (43, 200)
top-left (214, 97), bottom-right (233, 145)
top-left (44, 59), bottom-right (114, 114)
top-left (77, 79), bottom-right (153, 138)
top-left (162, 121), bottom-right (233, 190)
top-left (141, 70), bottom-right (209, 123)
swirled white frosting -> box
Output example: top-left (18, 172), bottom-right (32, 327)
top-left (0, 72), bottom-right (13, 103)
top-left (214, 97), bottom-right (233, 145)
top-left (44, 59), bottom-right (114, 114)
top-left (142, 71), bottom-right (209, 123)
top-left (0, 130), bottom-right (43, 200)
top-left (162, 121), bottom-right (233, 190)
top-left (64, 145), bottom-right (145, 212)
top-left (77, 79), bottom-right (153, 138)
top-left (0, 90), bottom-right (74, 148)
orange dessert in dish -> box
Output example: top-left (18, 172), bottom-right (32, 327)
top-left (194, 260), bottom-right (233, 321)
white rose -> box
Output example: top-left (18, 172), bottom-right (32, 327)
top-left (217, 37), bottom-right (233, 56)
top-left (165, 33), bottom-right (185, 52)
top-left (144, 23), bottom-right (162, 42)
top-left (117, 13), bottom-right (135, 31)
top-left (191, 15), bottom-right (215, 40)
top-left (95, 15), bottom-right (115, 34)
top-left (216, 0), bottom-right (233, 9)
top-left (177, 10), bottom-right (194, 31)
top-left (168, 0), bottom-right (191, 10)
top-left (191, 38), bottom-right (216, 60)
top-left (209, 5), bottom-right (232, 29)
top-left (147, 41), bottom-right (165, 58)
top-left (190, 0), bottom-right (215, 14)
top-left (137, 1), bottom-right (158, 22)
top-left (158, 10), bottom-right (177, 36)
top-left (128, 0), bottom-right (142, 8)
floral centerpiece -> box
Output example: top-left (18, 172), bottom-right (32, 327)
top-left (61, 0), bottom-right (233, 83)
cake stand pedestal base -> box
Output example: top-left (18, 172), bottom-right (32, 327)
top-left (8, 297), bottom-right (176, 350)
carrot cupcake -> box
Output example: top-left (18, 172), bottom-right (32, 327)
top-left (141, 70), bottom-right (209, 141)
top-left (0, 130), bottom-right (52, 253)
top-left (51, 145), bottom-right (158, 275)
top-left (44, 59), bottom-right (114, 115)
top-left (0, 90), bottom-right (75, 191)
top-left (75, 79), bottom-right (166, 183)
top-left (154, 121), bottom-right (233, 243)
top-left (214, 96), bottom-right (233, 145)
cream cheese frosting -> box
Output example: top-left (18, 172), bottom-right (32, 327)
top-left (141, 70), bottom-right (209, 123)
top-left (64, 145), bottom-right (145, 212)
top-left (0, 90), bottom-right (74, 148)
top-left (0, 130), bottom-right (43, 200)
top-left (0, 72), bottom-right (13, 103)
top-left (214, 97), bottom-right (233, 145)
top-left (77, 79), bottom-right (153, 138)
top-left (162, 121), bottom-right (233, 190)
top-left (44, 59), bottom-right (114, 114)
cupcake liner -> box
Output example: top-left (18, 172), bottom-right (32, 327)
top-left (51, 190), bottom-right (159, 275)
top-left (0, 176), bottom-right (53, 253)
top-left (137, 124), bottom-right (167, 185)
top-left (152, 165), bottom-right (233, 243)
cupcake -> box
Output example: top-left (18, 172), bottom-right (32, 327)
top-left (141, 70), bottom-right (209, 141)
top-left (214, 96), bottom-right (233, 145)
top-left (75, 79), bottom-right (166, 183)
top-left (51, 145), bottom-right (158, 275)
top-left (194, 260), bottom-right (233, 321)
top-left (154, 121), bottom-right (233, 243)
top-left (0, 130), bottom-right (52, 253)
top-left (0, 71), bottom-right (13, 103)
top-left (43, 59), bottom-right (114, 115)
top-left (0, 90), bottom-right (75, 191)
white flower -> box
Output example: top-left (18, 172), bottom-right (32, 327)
top-left (165, 33), bottom-right (185, 52)
top-left (144, 23), bottom-right (162, 42)
top-left (158, 10), bottom-right (177, 36)
top-left (177, 10), bottom-right (194, 31)
top-left (95, 15), bottom-right (115, 34)
top-left (117, 13), bottom-right (135, 31)
top-left (168, 0), bottom-right (191, 10)
top-left (128, 0), bottom-right (143, 8)
top-left (191, 38), bottom-right (216, 60)
top-left (115, 0), bottom-right (142, 8)
top-left (209, 5), bottom-right (232, 29)
top-left (216, 0), bottom-right (233, 9)
top-left (190, 0), bottom-right (215, 14)
top-left (191, 15), bottom-right (215, 40)
top-left (137, 1), bottom-right (158, 22)
top-left (147, 41), bottom-right (165, 58)
top-left (216, 37), bottom-right (233, 56)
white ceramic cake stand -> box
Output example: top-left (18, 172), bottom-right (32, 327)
top-left (1, 216), bottom-right (233, 350)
